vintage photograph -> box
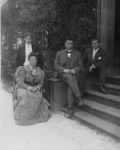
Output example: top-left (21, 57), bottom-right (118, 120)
top-left (0, 0), bottom-right (120, 149)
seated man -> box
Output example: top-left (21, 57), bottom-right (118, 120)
top-left (54, 38), bottom-right (84, 118)
top-left (83, 38), bottom-right (106, 93)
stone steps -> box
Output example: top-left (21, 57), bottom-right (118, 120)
top-left (74, 111), bottom-right (120, 139)
top-left (72, 89), bottom-right (120, 139)
top-left (106, 74), bottom-right (120, 85)
top-left (86, 90), bottom-right (120, 109)
top-left (62, 73), bottom-right (120, 140)
top-left (84, 98), bottom-right (120, 118)
top-left (79, 106), bottom-right (120, 126)
top-left (105, 83), bottom-right (120, 95)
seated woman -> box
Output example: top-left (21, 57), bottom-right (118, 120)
top-left (13, 52), bottom-right (51, 125)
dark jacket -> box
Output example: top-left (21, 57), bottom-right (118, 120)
top-left (16, 43), bottom-right (44, 69)
top-left (54, 49), bottom-right (83, 75)
top-left (83, 48), bottom-right (106, 70)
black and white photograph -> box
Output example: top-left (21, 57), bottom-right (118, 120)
top-left (0, 0), bottom-right (120, 149)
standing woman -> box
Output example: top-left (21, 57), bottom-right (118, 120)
top-left (13, 52), bottom-right (51, 125)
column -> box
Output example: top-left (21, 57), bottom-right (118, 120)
top-left (99, 0), bottom-right (115, 66)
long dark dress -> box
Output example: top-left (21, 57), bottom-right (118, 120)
top-left (13, 65), bottom-right (51, 125)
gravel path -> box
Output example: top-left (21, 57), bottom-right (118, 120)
top-left (0, 85), bottom-right (120, 150)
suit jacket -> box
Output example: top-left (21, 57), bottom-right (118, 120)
top-left (83, 48), bottom-right (105, 70)
top-left (16, 43), bottom-right (44, 69)
top-left (54, 49), bottom-right (83, 75)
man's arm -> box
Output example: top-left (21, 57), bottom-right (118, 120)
top-left (72, 53), bottom-right (83, 74)
top-left (33, 44), bottom-right (44, 69)
top-left (37, 51), bottom-right (44, 69)
top-left (15, 66), bottom-right (28, 89)
top-left (16, 48), bottom-right (22, 67)
top-left (54, 52), bottom-right (64, 73)
top-left (93, 49), bottom-right (105, 68)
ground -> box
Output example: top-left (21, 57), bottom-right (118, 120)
top-left (0, 83), bottom-right (120, 150)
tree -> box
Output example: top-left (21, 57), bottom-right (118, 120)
top-left (1, 0), bottom-right (56, 82)
top-left (14, 0), bottom-right (56, 45)
top-left (1, 0), bottom-right (97, 83)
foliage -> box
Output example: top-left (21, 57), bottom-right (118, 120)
top-left (53, 0), bottom-right (97, 50)
top-left (1, 0), bottom-right (97, 82)
top-left (15, 0), bottom-right (56, 42)
top-left (1, 45), bottom-right (14, 82)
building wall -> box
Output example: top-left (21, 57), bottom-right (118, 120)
top-left (99, 0), bottom-right (115, 66)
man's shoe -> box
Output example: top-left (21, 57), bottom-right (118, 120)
top-left (78, 96), bottom-right (85, 106)
top-left (64, 113), bottom-right (73, 118)
top-left (78, 100), bottom-right (85, 106)
top-left (100, 86), bottom-right (106, 93)
top-left (64, 108), bottom-right (74, 119)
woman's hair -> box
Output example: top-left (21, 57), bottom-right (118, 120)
top-left (28, 52), bottom-right (38, 60)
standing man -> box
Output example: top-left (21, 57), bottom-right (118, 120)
top-left (16, 33), bottom-right (44, 69)
top-left (54, 38), bottom-right (84, 118)
top-left (83, 38), bottom-right (106, 93)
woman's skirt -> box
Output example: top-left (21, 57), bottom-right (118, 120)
top-left (13, 88), bottom-right (51, 125)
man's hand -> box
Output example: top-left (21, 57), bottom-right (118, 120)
top-left (70, 69), bottom-right (76, 74)
top-left (63, 69), bottom-right (75, 74)
top-left (89, 64), bottom-right (96, 72)
top-left (63, 69), bottom-right (71, 73)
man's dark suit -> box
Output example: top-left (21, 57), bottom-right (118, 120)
top-left (82, 47), bottom-right (106, 89)
top-left (16, 43), bottom-right (44, 69)
top-left (54, 49), bottom-right (83, 109)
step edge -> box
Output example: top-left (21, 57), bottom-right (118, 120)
top-left (86, 90), bottom-right (120, 103)
top-left (74, 111), bottom-right (120, 138)
top-left (107, 75), bottom-right (120, 79)
top-left (79, 106), bottom-right (120, 126)
top-left (85, 94), bottom-right (120, 110)
top-left (73, 113), bottom-right (120, 141)
top-left (84, 96), bottom-right (120, 109)
top-left (105, 84), bottom-right (120, 90)
top-left (63, 107), bottom-right (120, 129)
top-left (84, 99), bottom-right (120, 118)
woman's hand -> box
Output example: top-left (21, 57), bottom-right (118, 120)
top-left (27, 86), bottom-right (33, 91)
top-left (36, 85), bottom-right (42, 91)
top-left (27, 86), bottom-right (37, 92)
top-left (27, 86), bottom-right (41, 92)
top-left (31, 87), bottom-right (38, 92)
top-left (31, 86), bottom-right (42, 92)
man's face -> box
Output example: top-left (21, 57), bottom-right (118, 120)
top-left (92, 40), bottom-right (99, 49)
top-left (25, 36), bottom-right (32, 44)
top-left (65, 40), bottom-right (73, 50)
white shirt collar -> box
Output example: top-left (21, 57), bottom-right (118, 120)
top-left (24, 43), bottom-right (32, 66)
top-left (92, 48), bottom-right (99, 59)
top-left (93, 48), bottom-right (99, 52)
